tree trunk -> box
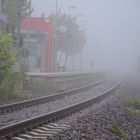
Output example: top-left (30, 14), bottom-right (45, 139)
top-left (69, 55), bottom-right (73, 71)
top-left (64, 54), bottom-right (68, 71)
top-left (72, 54), bottom-right (75, 71)
top-left (80, 50), bottom-right (83, 71)
top-left (58, 51), bottom-right (62, 66)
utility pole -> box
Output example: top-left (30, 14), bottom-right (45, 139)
top-left (16, 0), bottom-right (22, 72)
top-left (53, 0), bottom-right (58, 72)
top-left (26, 0), bottom-right (32, 71)
top-left (16, 0), bottom-right (21, 49)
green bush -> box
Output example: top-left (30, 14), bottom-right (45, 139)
top-left (0, 32), bottom-right (20, 98)
top-left (0, 32), bottom-right (15, 82)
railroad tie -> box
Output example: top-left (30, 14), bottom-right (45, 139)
top-left (28, 130), bottom-right (57, 135)
top-left (17, 134), bottom-right (47, 140)
top-left (12, 137), bottom-right (26, 140)
top-left (26, 131), bottom-right (54, 137)
top-left (49, 123), bottom-right (70, 128)
top-left (44, 124), bottom-right (69, 130)
top-left (38, 126), bottom-right (61, 132)
top-left (11, 123), bottom-right (70, 140)
top-left (32, 129), bottom-right (51, 134)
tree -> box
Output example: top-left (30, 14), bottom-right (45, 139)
top-left (0, 32), bottom-right (16, 97)
top-left (0, 32), bottom-right (25, 98)
top-left (50, 13), bottom-right (86, 71)
top-left (2, 0), bottom-right (32, 33)
top-left (0, 32), bottom-right (15, 83)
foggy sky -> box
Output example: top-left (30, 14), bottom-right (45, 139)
top-left (32, 0), bottom-right (140, 72)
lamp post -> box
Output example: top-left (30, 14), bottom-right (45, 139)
top-left (26, 0), bottom-right (32, 71)
top-left (52, 0), bottom-right (58, 72)
top-left (15, 0), bottom-right (22, 72)
top-left (16, 0), bottom-right (21, 48)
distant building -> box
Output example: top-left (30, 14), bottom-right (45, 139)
top-left (21, 17), bottom-right (54, 72)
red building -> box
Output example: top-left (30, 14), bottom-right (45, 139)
top-left (21, 17), bottom-right (54, 72)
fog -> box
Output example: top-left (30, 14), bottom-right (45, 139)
top-left (32, 0), bottom-right (140, 73)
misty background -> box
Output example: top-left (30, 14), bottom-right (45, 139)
top-left (32, 0), bottom-right (140, 73)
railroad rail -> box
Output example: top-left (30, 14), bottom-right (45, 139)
top-left (0, 80), bottom-right (105, 114)
top-left (0, 82), bottom-right (120, 139)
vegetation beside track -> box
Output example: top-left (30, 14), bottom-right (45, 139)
top-left (123, 98), bottom-right (140, 117)
top-left (109, 123), bottom-right (126, 138)
top-left (0, 32), bottom-right (26, 99)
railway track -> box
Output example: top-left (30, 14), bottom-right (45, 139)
top-left (0, 82), bottom-right (120, 139)
top-left (0, 80), bottom-right (104, 114)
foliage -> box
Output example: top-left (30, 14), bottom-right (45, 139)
top-left (2, 0), bottom-right (32, 26)
top-left (30, 79), bottom-right (59, 93)
top-left (50, 13), bottom-right (86, 55)
top-left (127, 108), bottom-right (140, 116)
top-left (0, 70), bottom-right (25, 98)
top-left (0, 32), bottom-right (15, 83)
top-left (0, 32), bottom-right (25, 98)
top-left (123, 97), bottom-right (140, 116)
top-left (50, 13), bottom-right (86, 70)
top-left (109, 123), bottom-right (126, 138)
top-left (2, 0), bottom-right (18, 26)
top-left (0, 32), bottom-right (14, 97)
top-left (124, 98), bottom-right (140, 110)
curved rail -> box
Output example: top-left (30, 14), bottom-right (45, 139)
top-left (0, 80), bottom-right (105, 114)
top-left (0, 82), bottom-right (120, 139)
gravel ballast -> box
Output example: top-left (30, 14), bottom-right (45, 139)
top-left (50, 83), bottom-right (140, 140)
top-left (0, 80), bottom-right (116, 127)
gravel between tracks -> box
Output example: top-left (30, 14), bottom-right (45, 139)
top-left (0, 80), bottom-right (116, 127)
top-left (50, 83), bottom-right (140, 140)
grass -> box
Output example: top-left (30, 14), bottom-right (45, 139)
top-left (123, 97), bottom-right (140, 115)
top-left (30, 80), bottom-right (60, 93)
top-left (109, 123), bottom-right (126, 138)
top-left (124, 98), bottom-right (140, 110)
top-left (127, 108), bottom-right (140, 115)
